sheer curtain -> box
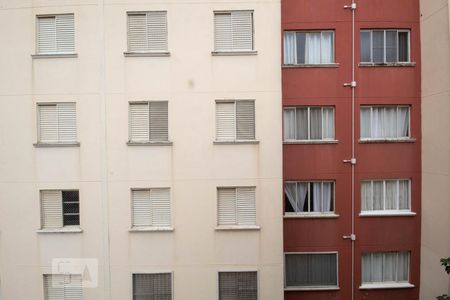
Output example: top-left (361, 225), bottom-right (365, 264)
top-left (296, 183), bottom-right (308, 212)
top-left (322, 182), bottom-right (332, 212)
top-left (385, 180), bottom-right (397, 210)
top-left (397, 252), bottom-right (409, 281)
top-left (361, 182), bottom-right (371, 211)
top-left (321, 32), bottom-right (333, 63)
top-left (397, 107), bottom-right (409, 137)
top-left (296, 108), bottom-right (308, 140)
top-left (310, 108), bottom-right (322, 139)
top-left (283, 109), bottom-right (296, 140)
top-left (371, 108), bottom-right (384, 138)
top-left (384, 107), bottom-right (397, 138)
top-left (383, 252), bottom-right (396, 282)
top-left (398, 180), bottom-right (410, 209)
top-left (360, 107), bottom-right (371, 138)
top-left (306, 33), bottom-right (321, 64)
top-left (322, 107), bottom-right (335, 139)
top-left (285, 182), bottom-right (308, 212)
top-left (312, 182), bottom-right (322, 212)
top-left (285, 183), bottom-right (298, 212)
top-left (361, 254), bottom-right (372, 283)
top-left (372, 253), bottom-right (383, 282)
top-left (373, 181), bottom-right (383, 210)
top-left (284, 32), bottom-right (296, 64)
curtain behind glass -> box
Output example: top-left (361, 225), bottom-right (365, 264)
top-left (284, 32), bottom-right (296, 64)
top-left (322, 107), bottom-right (335, 139)
top-left (306, 33), bottom-right (321, 64)
top-left (385, 180), bottom-right (397, 210)
top-left (383, 252), bottom-right (397, 282)
top-left (360, 107), bottom-right (371, 138)
top-left (372, 31), bottom-right (385, 63)
top-left (312, 182), bottom-right (322, 212)
top-left (386, 31), bottom-right (398, 62)
top-left (310, 108), bottom-right (322, 140)
top-left (296, 108), bottom-right (308, 140)
top-left (398, 180), bottom-right (410, 209)
top-left (321, 32), bottom-right (333, 63)
top-left (397, 107), bottom-right (409, 137)
top-left (361, 182), bottom-right (371, 211)
top-left (322, 182), bottom-right (333, 212)
top-left (372, 181), bottom-right (383, 210)
top-left (285, 254), bottom-right (337, 287)
top-left (360, 31), bottom-right (371, 62)
top-left (361, 254), bottom-right (372, 283)
top-left (283, 109), bottom-right (296, 140)
top-left (285, 183), bottom-right (298, 212)
top-left (384, 107), bottom-right (397, 138)
top-left (397, 252), bottom-right (409, 281)
top-left (371, 107), bottom-right (384, 138)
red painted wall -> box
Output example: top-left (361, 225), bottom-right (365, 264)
top-left (282, 0), bottom-right (421, 299)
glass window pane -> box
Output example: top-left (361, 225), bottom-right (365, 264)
top-left (310, 107), bottom-right (322, 139)
top-left (373, 181), bottom-right (384, 210)
top-left (296, 32), bottom-right (306, 64)
top-left (397, 252), bottom-right (409, 281)
top-left (361, 181), bottom-right (372, 211)
top-left (372, 31), bottom-right (385, 63)
top-left (385, 180), bottom-right (397, 210)
top-left (305, 32), bottom-right (321, 64)
top-left (398, 32), bottom-right (409, 62)
top-left (372, 107), bottom-right (384, 138)
top-left (360, 31), bottom-right (371, 62)
top-left (283, 109), bottom-right (296, 140)
top-left (372, 253), bottom-right (383, 282)
top-left (386, 31), bottom-right (398, 62)
top-left (383, 253), bottom-right (397, 282)
top-left (321, 32), bottom-right (334, 63)
top-left (322, 107), bottom-right (335, 139)
top-left (384, 107), bottom-right (397, 138)
top-left (285, 254), bottom-right (337, 287)
top-left (296, 108), bottom-right (308, 140)
top-left (397, 107), bottom-right (410, 137)
top-left (362, 254), bottom-right (372, 283)
top-left (360, 107), bottom-right (371, 138)
top-left (399, 180), bottom-right (410, 209)
top-left (284, 32), bottom-right (297, 64)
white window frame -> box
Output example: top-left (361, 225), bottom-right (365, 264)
top-left (130, 188), bottom-right (172, 231)
top-left (217, 270), bottom-right (259, 300)
top-left (284, 181), bottom-right (336, 216)
top-left (43, 274), bottom-right (82, 300)
top-left (360, 105), bottom-right (411, 141)
top-left (128, 101), bottom-right (170, 144)
top-left (283, 30), bottom-right (335, 65)
top-left (360, 29), bottom-right (411, 63)
top-left (213, 10), bottom-right (255, 53)
top-left (36, 102), bottom-right (78, 144)
top-left (215, 99), bottom-right (256, 142)
top-left (131, 272), bottom-right (174, 300)
top-left (39, 189), bottom-right (81, 232)
top-left (35, 14), bottom-right (76, 56)
top-left (283, 106), bottom-right (335, 141)
top-left (284, 252), bottom-right (339, 290)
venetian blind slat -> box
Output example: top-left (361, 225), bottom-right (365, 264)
top-left (150, 188), bottom-right (171, 227)
top-left (132, 190), bottom-right (152, 226)
top-left (214, 13), bottom-right (232, 51)
top-left (236, 100), bottom-right (255, 140)
top-left (236, 187), bottom-right (256, 225)
top-left (149, 101), bottom-right (168, 141)
top-left (130, 103), bottom-right (150, 141)
top-left (216, 102), bottom-right (236, 141)
top-left (57, 103), bottom-right (76, 142)
top-left (218, 188), bottom-right (237, 225)
top-left (39, 105), bottom-right (58, 142)
top-left (41, 190), bottom-right (63, 229)
top-left (231, 11), bottom-right (253, 50)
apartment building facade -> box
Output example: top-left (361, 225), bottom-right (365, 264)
top-left (0, 1), bottom-right (283, 299)
top-left (282, 1), bottom-right (421, 300)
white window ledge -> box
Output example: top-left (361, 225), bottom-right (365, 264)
top-left (129, 226), bottom-right (174, 232)
top-left (284, 213), bottom-right (340, 219)
top-left (359, 62), bottom-right (416, 67)
top-left (32, 53), bottom-right (78, 59)
top-left (359, 283), bottom-right (415, 290)
top-left (212, 50), bottom-right (258, 56)
top-left (284, 140), bottom-right (338, 145)
top-left (127, 141), bottom-right (173, 146)
top-left (37, 227), bottom-right (83, 233)
top-left (124, 52), bottom-right (170, 57)
top-left (213, 140), bottom-right (259, 145)
top-left (282, 63), bottom-right (339, 68)
top-left (285, 286), bottom-right (340, 291)
top-left (359, 138), bottom-right (416, 144)
top-left (215, 225), bottom-right (260, 231)
top-left (360, 211), bottom-right (416, 217)
top-left (34, 142), bottom-right (80, 148)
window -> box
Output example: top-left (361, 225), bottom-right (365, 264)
top-left (216, 100), bottom-right (255, 141)
top-left (214, 11), bottom-right (254, 52)
top-left (219, 271), bottom-right (257, 300)
top-left (361, 180), bottom-right (410, 213)
top-left (285, 253), bottom-right (338, 288)
top-left (36, 14), bottom-right (75, 55)
top-left (40, 190), bottom-right (80, 229)
top-left (132, 188), bottom-right (171, 227)
top-left (37, 103), bottom-right (77, 143)
top-left (360, 106), bottom-right (410, 140)
top-left (127, 11), bottom-right (168, 53)
top-left (361, 252), bottom-right (410, 286)
top-left (284, 107), bottom-right (335, 141)
top-left (360, 30), bottom-right (410, 63)
top-left (44, 274), bottom-right (82, 300)
top-left (217, 187), bottom-right (256, 226)
top-left (133, 273), bottom-right (172, 300)
top-left (285, 181), bottom-right (335, 214)
top-left (284, 31), bottom-right (334, 64)
top-left (129, 101), bottom-right (169, 142)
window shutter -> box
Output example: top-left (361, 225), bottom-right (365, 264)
top-left (130, 103), bottom-right (150, 141)
top-left (133, 274), bottom-right (172, 299)
top-left (41, 191), bottom-right (63, 229)
top-left (55, 14), bottom-right (75, 53)
top-left (44, 275), bottom-right (64, 300)
top-left (132, 190), bottom-right (152, 226)
top-left (128, 14), bottom-right (148, 52)
top-left (150, 188), bottom-right (171, 227)
top-left (231, 11), bottom-right (253, 50)
top-left (39, 105), bottom-right (58, 142)
top-left (216, 102), bottom-right (236, 141)
top-left (57, 103), bottom-right (76, 142)
top-left (219, 272), bottom-right (257, 300)
top-left (214, 13), bottom-right (232, 51)
top-left (64, 275), bottom-right (82, 300)
top-left (218, 188), bottom-right (237, 225)
top-left (147, 12), bottom-right (168, 52)
top-left (236, 187), bottom-right (256, 225)
top-left (37, 17), bottom-right (56, 54)
top-left (236, 100), bottom-right (255, 140)
top-left (149, 101), bottom-right (168, 141)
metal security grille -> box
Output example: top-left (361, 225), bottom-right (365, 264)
top-left (133, 273), bottom-right (172, 300)
top-left (219, 272), bottom-right (257, 300)
top-left (62, 191), bottom-right (79, 226)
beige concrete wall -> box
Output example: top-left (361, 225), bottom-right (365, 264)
top-left (0, 0), bottom-right (283, 299)
top-left (420, 0), bottom-right (450, 298)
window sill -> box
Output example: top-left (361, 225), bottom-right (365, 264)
top-left (212, 50), bottom-right (258, 56)
top-left (282, 63), bottom-right (339, 68)
top-left (284, 213), bottom-right (340, 219)
top-left (283, 140), bottom-right (338, 145)
top-left (213, 140), bottom-right (259, 145)
top-left (359, 138), bottom-right (415, 144)
top-left (360, 211), bottom-right (416, 217)
top-left (359, 283), bottom-right (415, 290)
top-left (129, 226), bottom-right (173, 232)
top-left (215, 225), bottom-right (260, 231)
top-left (37, 227), bottom-right (83, 233)
top-left (359, 62), bottom-right (416, 67)
top-left (32, 53), bottom-right (78, 59)
top-left (285, 286), bottom-right (340, 291)
top-left (124, 52), bottom-right (170, 57)
top-left (127, 141), bottom-right (173, 146)
top-left (34, 142), bottom-right (80, 148)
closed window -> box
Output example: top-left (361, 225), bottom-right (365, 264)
top-left (217, 187), bottom-right (256, 226)
top-left (360, 30), bottom-right (410, 63)
top-left (285, 253), bottom-right (338, 288)
top-left (133, 273), bottom-right (172, 300)
top-left (37, 103), bottom-right (77, 143)
top-left (41, 190), bottom-right (80, 229)
top-left (36, 14), bottom-right (75, 54)
top-left (44, 274), bottom-right (82, 300)
top-left (360, 106), bottom-right (410, 139)
top-left (216, 100), bottom-right (255, 141)
top-left (284, 31), bottom-right (334, 64)
top-left (214, 11), bottom-right (254, 51)
top-left (361, 252), bottom-right (410, 286)
top-left (284, 107), bottom-right (335, 141)
top-left (129, 101), bottom-right (168, 142)
top-left (132, 188), bottom-right (171, 227)
top-left (361, 180), bottom-right (410, 212)
top-left (127, 11), bottom-right (168, 53)
top-left (219, 271), bottom-right (257, 300)
top-left (285, 181), bottom-right (335, 214)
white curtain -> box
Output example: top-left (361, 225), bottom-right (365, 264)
top-left (283, 109), bottom-right (296, 140)
top-left (296, 108), bottom-right (308, 140)
top-left (360, 107), bottom-right (371, 138)
top-left (321, 32), bottom-right (333, 63)
top-left (361, 254), bottom-right (372, 283)
top-left (372, 253), bottom-right (383, 282)
top-left (322, 182), bottom-right (332, 212)
top-left (312, 182), bottom-right (322, 212)
top-left (310, 108), bottom-right (322, 139)
top-left (384, 107), bottom-right (397, 138)
top-left (397, 252), bottom-right (409, 281)
top-left (322, 107), bottom-right (335, 139)
top-left (373, 181), bottom-right (383, 210)
top-left (361, 182), bottom-right (371, 211)
top-left (397, 107), bottom-right (409, 137)
top-left (285, 182), bottom-right (308, 212)
top-left (284, 32), bottom-right (296, 64)
top-left (296, 183), bottom-right (308, 212)
top-left (385, 180), bottom-right (397, 210)
top-left (383, 252), bottom-right (396, 282)
top-left (285, 183), bottom-right (298, 212)
top-left (371, 107), bottom-right (384, 138)
top-left (305, 33), bottom-right (321, 64)
top-left (398, 180), bottom-right (410, 209)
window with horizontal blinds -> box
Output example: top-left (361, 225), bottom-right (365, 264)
top-left (216, 100), bottom-right (255, 141)
top-left (37, 14), bottom-right (75, 54)
top-left (127, 11), bottom-right (168, 52)
top-left (132, 188), bottom-right (171, 227)
top-left (219, 272), bottom-right (257, 300)
top-left (38, 103), bottom-right (77, 143)
top-left (217, 187), bottom-right (256, 226)
top-left (133, 273), bottom-right (172, 300)
top-left (44, 274), bottom-right (82, 300)
top-left (285, 253), bottom-right (338, 288)
top-left (41, 190), bottom-right (80, 229)
top-left (129, 102), bottom-right (168, 142)
top-left (214, 11), bottom-right (253, 51)
top-left (362, 252), bottom-right (410, 284)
